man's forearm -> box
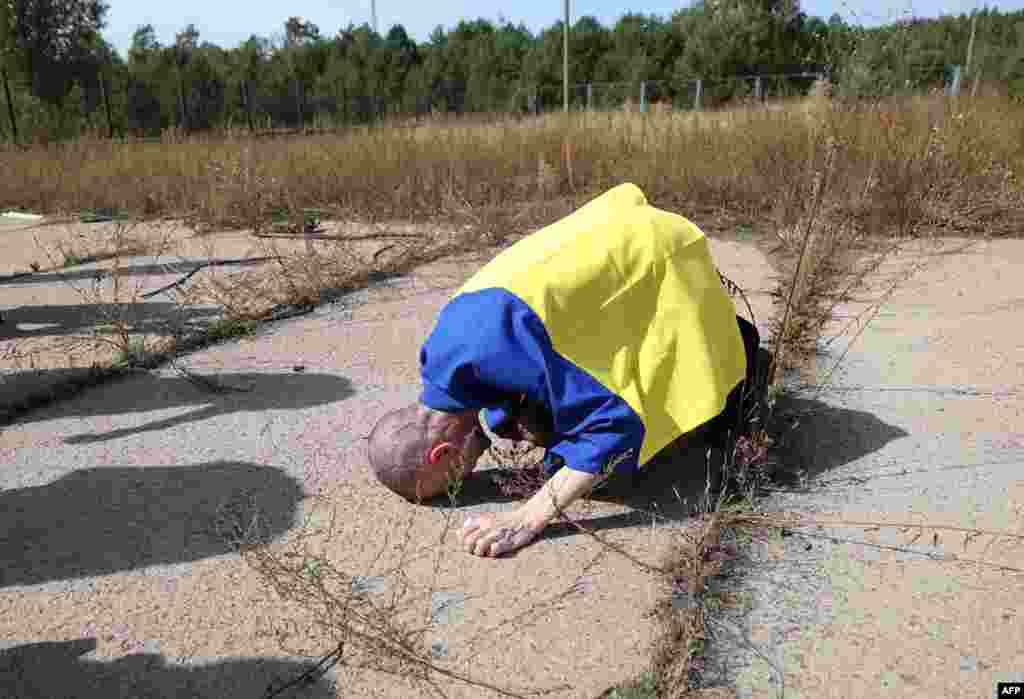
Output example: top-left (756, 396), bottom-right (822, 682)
top-left (520, 466), bottom-right (601, 528)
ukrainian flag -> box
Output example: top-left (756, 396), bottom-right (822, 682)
top-left (421, 183), bottom-right (747, 474)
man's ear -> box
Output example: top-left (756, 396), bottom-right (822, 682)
top-left (427, 442), bottom-right (454, 465)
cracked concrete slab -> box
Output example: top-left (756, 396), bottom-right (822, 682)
top-left (1, 229), bottom-right (776, 698)
top-left (701, 238), bottom-right (1024, 699)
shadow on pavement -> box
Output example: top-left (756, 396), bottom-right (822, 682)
top-left (0, 302), bottom-right (222, 340)
top-left (44, 372), bottom-right (354, 442)
top-left (0, 462), bottom-right (304, 589)
top-left (0, 258), bottom-right (272, 288)
top-left (0, 639), bottom-right (335, 699)
top-left (439, 393), bottom-right (909, 545)
top-left (768, 391), bottom-right (910, 485)
top-left (1, 367), bottom-right (114, 425)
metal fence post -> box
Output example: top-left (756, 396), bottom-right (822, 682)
top-left (587, 83), bottom-right (593, 111)
top-left (754, 75), bottom-right (762, 101)
top-left (640, 81), bottom-right (647, 113)
top-left (694, 79), bottom-right (702, 111)
top-left (947, 65), bottom-right (962, 97)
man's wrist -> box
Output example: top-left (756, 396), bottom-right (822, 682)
top-left (522, 466), bottom-right (600, 526)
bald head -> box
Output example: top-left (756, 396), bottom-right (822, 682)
top-left (367, 403), bottom-right (433, 499)
top-left (367, 403), bottom-right (489, 501)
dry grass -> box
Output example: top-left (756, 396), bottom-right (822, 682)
top-left (2, 96), bottom-right (1021, 238)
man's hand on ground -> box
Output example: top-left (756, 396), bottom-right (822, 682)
top-left (461, 467), bottom-right (603, 558)
top-left (461, 510), bottom-right (544, 557)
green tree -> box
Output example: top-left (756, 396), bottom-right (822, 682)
top-left (124, 24), bottom-right (167, 132)
top-left (279, 17), bottom-right (326, 127)
top-left (1, 0), bottom-right (109, 138)
top-left (231, 34), bottom-right (271, 129)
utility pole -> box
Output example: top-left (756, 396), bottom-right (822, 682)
top-left (964, 9), bottom-right (977, 82)
top-left (563, 0), bottom-right (570, 112)
top-left (372, 0), bottom-right (378, 34)
top-left (969, 9), bottom-right (986, 97)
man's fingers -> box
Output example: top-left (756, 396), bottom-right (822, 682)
top-left (462, 513), bottom-right (538, 557)
top-left (462, 513), bottom-right (493, 554)
top-left (477, 526), bottom-right (535, 558)
top-left (461, 514), bottom-right (482, 535)
top-left (489, 537), bottom-right (514, 557)
top-left (471, 527), bottom-right (503, 557)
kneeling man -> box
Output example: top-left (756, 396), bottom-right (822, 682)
top-left (367, 183), bottom-right (753, 558)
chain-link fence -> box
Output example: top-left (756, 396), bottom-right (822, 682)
top-left (0, 62), bottom-right (977, 143)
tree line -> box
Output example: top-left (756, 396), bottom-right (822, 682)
top-left (2, 0), bottom-right (1024, 140)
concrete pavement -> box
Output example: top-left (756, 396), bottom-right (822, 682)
top-left (1, 229), bottom-right (777, 698)
top-left (700, 237), bottom-right (1024, 698)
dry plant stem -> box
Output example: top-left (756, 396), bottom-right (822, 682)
top-left (713, 512), bottom-right (1024, 575)
top-left (549, 497), bottom-right (666, 577)
top-left (785, 518), bottom-right (1024, 542)
top-left (241, 540), bottom-right (546, 699)
top-left (262, 643), bottom-right (345, 699)
top-left (170, 359), bottom-right (251, 394)
top-left (770, 141), bottom-right (835, 387)
top-left (232, 483), bottom-right (571, 699)
top-left (791, 529), bottom-right (1024, 576)
top-left (19, 220), bottom-right (179, 367)
top-left (703, 614), bottom-right (787, 697)
top-left (252, 231), bottom-right (427, 242)
top-left (140, 256), bottom-right (280, 299)
top-left (462, 549), bottom-right (607, 652)
top-left (810, 250), bottom-right (935, 396)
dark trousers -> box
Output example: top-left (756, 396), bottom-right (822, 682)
top-left (599, 314), bottom-right (772, 493)
top-left (702, 315), bottom-right (770, 449)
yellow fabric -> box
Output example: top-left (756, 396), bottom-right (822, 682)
top-left (456, 183), bottom-right (747, 466)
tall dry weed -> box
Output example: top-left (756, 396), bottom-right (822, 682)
top-left (3, 97), bottom-right (1020, 240)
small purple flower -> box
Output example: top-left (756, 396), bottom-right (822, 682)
top-left (703, 544), bottom-right (738, 562)
top-left (110, 623), bottom-right (131, 642)
top-left (688, 656), bottom-right (706, 673)
top-left (570, 575), bottom-right (594, 594)
top-left (796, 513), bottom-right (817, 527)
top-left (733, 436), bottom-right (768, 467)
top-left (123, 639), bottom-right (146, 655)
top-left (82, 622), bottom-right (98, 638)
top-left (751, 527), bottom-right (771, 542)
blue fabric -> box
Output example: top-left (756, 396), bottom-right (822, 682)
top-left (482, 405), bottom-right (515, 433)
top-left (419, 288), bottom-right (645, 478)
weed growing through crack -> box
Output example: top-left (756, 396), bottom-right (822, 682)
top-left (14, 219), bottom-right (177, 369)
top-left (203, 317), bottom-right (259, 342)
top-left (114, 336), bottom-right (149, 368)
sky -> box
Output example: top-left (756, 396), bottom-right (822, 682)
top-left (101, 0), bottom-right (1023, 59)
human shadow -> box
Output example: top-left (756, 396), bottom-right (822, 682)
top-left (45, 372), bottom-right (355, 442)
top-left (438, 393), bottom-right (909, 544)
top-left (0, 367), bottom-right (114, 425)
top-left (0, 462), bottom-right (304, 589)
top-left (766, 391), bottom-right (910, 485)
top-left (0, 639), bottom-right (335, 699)
top-left (0, 302), bottom-right (223, 340)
